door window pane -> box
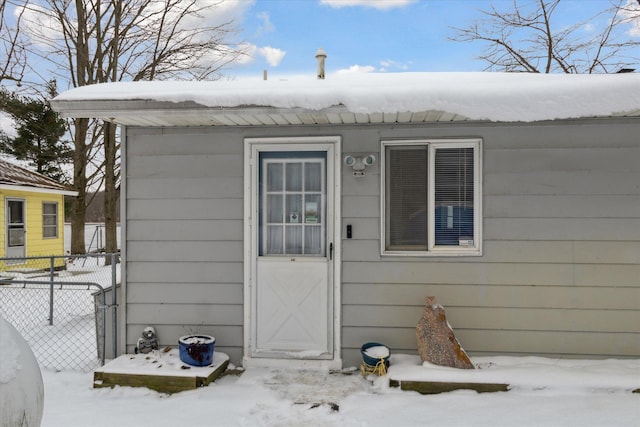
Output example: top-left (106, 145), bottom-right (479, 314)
top-left (267, 195), bottom-right (283, 223)
top-left (285, 225), bottom-right (303, 254)
top-left (286, 195), bottom-right (302, 223)
top-left (267, 226), bottom-right (283, 254)
top-left (267, 163), bottom-right (283, 191)
top-left (260, 152), bottom-right (326, 256)
top-left (8, 200), bottom-right (24, 223)
top-left (286, 162), bottom-right (302, 191)
top-left (305, 162), bottom-right (322, 192)
top-left (8, 228), bottom-right (25, 246)
top-left (305, 226), bottom-right (322, 254)
top-left (304, 194), bottom-right (322, 225)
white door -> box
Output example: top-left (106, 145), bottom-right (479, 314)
top-left (6, 199), bottom-right (26, 261)
top-left (246, 139), bottom-right (340, 363)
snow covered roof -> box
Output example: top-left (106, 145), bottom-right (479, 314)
top-left (0, 159), bottom-right (77, 196)
top-left (51, 72), bottom-right (640, 127)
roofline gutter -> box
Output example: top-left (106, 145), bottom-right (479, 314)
top-left (0, 184), bottom-right (78, 196)
top-left (50, 99), bottom-right (352, 120)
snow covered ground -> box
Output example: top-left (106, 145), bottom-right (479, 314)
top-left (0, 259), bottom-right (119, 371)
top-left (40, 354), bottom-right (639, 427)
top-left (3, 236), bottom-right (637, 426)
top-left (3, 287), bottom-right (638, 426)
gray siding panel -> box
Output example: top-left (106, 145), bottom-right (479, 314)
top-left (485, 195), bottom-right (640, 218)
top-left (343, 239), bottom-right (640, 264)
top-left (127, 241), bottom-right (243, 262)
top-left (340, 218), bottom-right (379, 240)
top-left (338, 119), bottom-right (640, 365)
top-left (127, 198), bottom-right (243, 220)
top-left (343, 283), bottom-right (640, 310)
top-left (127, 154), bottom-right (243, 178)
top-left (484, 218), bottom-right (640, 241)
top-left (128, 283), bottom-right (243, 304)
top-left (342, 328), bottom-right (640, 360)
top-left (128, 177), bottom-right (243, 199)
top-left (342, 196), bottom-right (379, 218)
top-left (127, 303), bottom-right (243, 325)
top-left (455, 330), bottom-right (640, 357)
top-left (485, 172), bottom-right (640, 195)
top-left (124, 119), bottom-right (640, 367)
top-left (343, 305), bottom-right (639, 332)
top-left (127, 220), bottom-right (242, 241)
top-left (572, 241), bottom-right (640, 264)
top-left (127, 262), bottom-right (243, 283)
top-left (485, 147), bottom-right (640, 173)
top-left (124, 128), bottom-right (245, 359)
top-left (342, 261), bottom-right (576, 285)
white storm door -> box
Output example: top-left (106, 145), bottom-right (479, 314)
top-left (252, 149), bottom-right (334, 359)
top-left (6, 199), bottom-right (26, 260)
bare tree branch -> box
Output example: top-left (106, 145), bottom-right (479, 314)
top-left (450, 0), bottom-right (640, 74)
top-left (1, 0), bottom-right (29, 83)
top-left (16, 0), bottom-right (246, 253)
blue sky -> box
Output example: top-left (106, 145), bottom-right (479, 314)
top-left (225, 0), bottom-right (636, 78)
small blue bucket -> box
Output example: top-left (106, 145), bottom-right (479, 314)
top-left (360, 342), bottom-right (390, 367)
top-left (178, 335), bottom-right (215, 367)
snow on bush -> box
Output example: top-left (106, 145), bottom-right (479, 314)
top-left (0, 315), bottom-right (44, 427)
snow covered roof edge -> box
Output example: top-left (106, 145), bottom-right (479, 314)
top-left (52, 72), bottom-right (640, 124)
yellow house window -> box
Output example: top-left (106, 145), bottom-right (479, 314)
top-left (43, 202), bottom-right (58, 238)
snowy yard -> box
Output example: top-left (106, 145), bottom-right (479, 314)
top-left (0, 258), bottom-right (119, 371)
top-left (40, 354), bottom-right (639, 427)
top-left (3, 271), bottom-right (639, 426)
top-left (2, 247), bottom-right (637, 426)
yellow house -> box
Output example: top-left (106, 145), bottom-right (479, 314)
top-left (0, 159), bottom-right (77, 271)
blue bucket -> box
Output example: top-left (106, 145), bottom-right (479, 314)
top-left (360, 342), bottom-right (390, 367)
top-left (178, 335), bottom-right (215, 367)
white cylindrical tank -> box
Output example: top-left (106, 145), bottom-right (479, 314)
top-left (0, 315), bottom-right (44, 427)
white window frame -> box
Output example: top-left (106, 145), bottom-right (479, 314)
top-left (380, 138), bottom-right (482, 256)
top-left (42, 201), bottom-right (58, 239)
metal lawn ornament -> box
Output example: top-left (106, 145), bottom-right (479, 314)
top-left (135, 326), bottom-right (159, 354)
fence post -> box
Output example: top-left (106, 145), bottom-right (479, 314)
top-left (49, 256), bottom-right (54, 326)
top-left (111, 253), bottom-right (118, 358)
top-left (100, 288), bottom-right (106, 366)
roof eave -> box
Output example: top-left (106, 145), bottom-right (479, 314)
top-left (0, 183), bottom-right (78, 196)
top-left (50, 98), bottom-right (476, 127)
top-left (50, 98), bottom-right (640, 128)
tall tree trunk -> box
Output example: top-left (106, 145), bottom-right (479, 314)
top-left (70, 117), bottom-right (88, 254)
top-left (103, 121), bottom-right (118, 264)
top-left (70, 0), bottom-right (89, 255)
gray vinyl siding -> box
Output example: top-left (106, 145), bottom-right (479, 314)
top-left (123, 118), bottom-right (640, 367)
top-left (339, 118), bottom-right (640, 365)
top-left (124, 127), bottom-right (245, 362)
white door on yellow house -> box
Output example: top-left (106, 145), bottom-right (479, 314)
top-left (6, 198), bottom-right (26, 259)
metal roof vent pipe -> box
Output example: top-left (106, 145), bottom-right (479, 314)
top-left (315, 48), bottom-right (327, 80)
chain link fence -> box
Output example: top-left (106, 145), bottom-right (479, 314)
top-left (0, 254), bottom-right (119, 371)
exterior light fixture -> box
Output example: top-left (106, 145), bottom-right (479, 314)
top-left (344, 154), bottom-right (376, 177)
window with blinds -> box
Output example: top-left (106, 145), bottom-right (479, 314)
top-left (382, 139), bottom-right (481, 255)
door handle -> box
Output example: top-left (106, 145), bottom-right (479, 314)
top-left (329, 243), bottom-right (333, 260)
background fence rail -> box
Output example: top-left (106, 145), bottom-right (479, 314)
top-left (0, 254), bottom-right (119, 371)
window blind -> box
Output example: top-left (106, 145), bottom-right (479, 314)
top-left (387, 146), bottom-right (427, 249)
top-left (434, 147), bottom-right (474, 246)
